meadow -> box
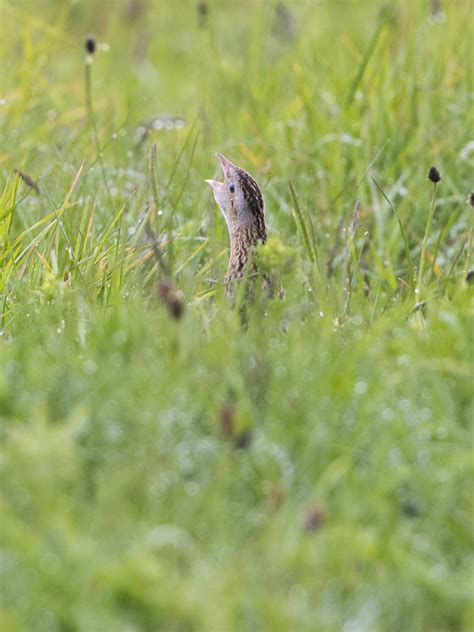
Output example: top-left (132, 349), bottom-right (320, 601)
top-left (0, 1), bottom-right (473, 630)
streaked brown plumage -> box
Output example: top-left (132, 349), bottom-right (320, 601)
top-left (206, 153), bottom-right (267, 295)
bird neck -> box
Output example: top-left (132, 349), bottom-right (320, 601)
top-left (226, 223), bottom-right (267, 282)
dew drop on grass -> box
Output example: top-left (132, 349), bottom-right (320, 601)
top-left (83, 360), bottom-right (97, 375)
top-left (185, 481), bottom-right (199, 496)
top-left (417, 450), bottom-right (430, 465)
top-left (355, 381), bottom-right (368, 396)
top-left (419, 408), bottom-right (432, 422)
top-left (105, 423), bottom-right (123, 443)
top-left (388, 447), bottom-right (401, 465)
top-left (398, 399), bottom-right (411, 412)
top-left (279, 319), bottom-right (288, 333)
top-left (459, 140), bottom-right (474, 160)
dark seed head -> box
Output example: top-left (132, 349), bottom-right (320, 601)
top-left (468, 192), bottom-right (474, 208)
top-left (158, 279), bottom-right (184, 320)
top-left (15, 169), bottom-right (40, 195)
top-left (428, 166), bottom-right (441, 184)
top-left (197, 1), bottom-right (208, 17)
top-left (218, 402), bottom-right (235, 438)
top-left (197, 1), bottom-right (208, 27)
top-left (234, 430), bottom-right (252, 451)
top-left (168, 296), bottom-right (184, 320)
top-left (85, 35), bottom-right (96, 55)
top-left (401, 500), bottom-right (420, 518)
top-left (269, 484), bottom-right (286, 510)
top-left (413, 300), bottom-right (428, 314)
top-left (302, 503), bottom-right (326, 532)
top-left (466, 270), bottom-right (474, 285)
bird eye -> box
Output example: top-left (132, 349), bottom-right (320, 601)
top-left (229, 184), bottom-right (235, 193)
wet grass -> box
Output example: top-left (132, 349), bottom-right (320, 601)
top-left (0, 1), bottom-right (473, 630)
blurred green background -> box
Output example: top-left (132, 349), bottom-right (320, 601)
top-left (0, 1), bottom-right (473, 631)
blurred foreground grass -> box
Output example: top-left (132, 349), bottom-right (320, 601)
top-left (0, 1), bottom-right (473, 630)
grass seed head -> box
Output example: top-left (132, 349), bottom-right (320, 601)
top-left (197, 1), bottom-right (208, 27)
top-left (302, 504), bottom-right (326, 532)
top-left (85, 35), bottom-right (96, 55)
top-left (158, 279), bottom-right (184, 320)
top-left (428, 166), bottom-right (441, 183)
top-left (266, 484), bottom-right (286, 512)
top-left (218, 402), bottom-right (235, 438)
top-left (234, 430), bottom-right (252, 451)
top-left (15, 169), bottom-right (40, 195)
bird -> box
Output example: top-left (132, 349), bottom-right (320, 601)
top-left (206, 153), bottom-right (267, 296)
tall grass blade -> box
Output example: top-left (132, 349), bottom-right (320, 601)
top-left (346, 4), bottom-right (394, 107)
top-left (289, 180), bottom-right (317, 266)
top-left (372, 176), bottom-right (415, 288)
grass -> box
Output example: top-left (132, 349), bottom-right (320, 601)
top-left (0, 1), bottom-right (473, 630)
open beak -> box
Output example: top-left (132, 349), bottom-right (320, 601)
top-left (216, 152), bottom-right (235, 177)
top-left (204, 179), bottom-right (223, 192)
top-left (205, 153), bottom-right (236, 190)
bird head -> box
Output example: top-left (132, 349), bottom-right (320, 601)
top-left (206, 153), bottom-right (266, 239)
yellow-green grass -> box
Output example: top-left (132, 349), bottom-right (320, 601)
top-left (0, 1), bottom-right (472, 630)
